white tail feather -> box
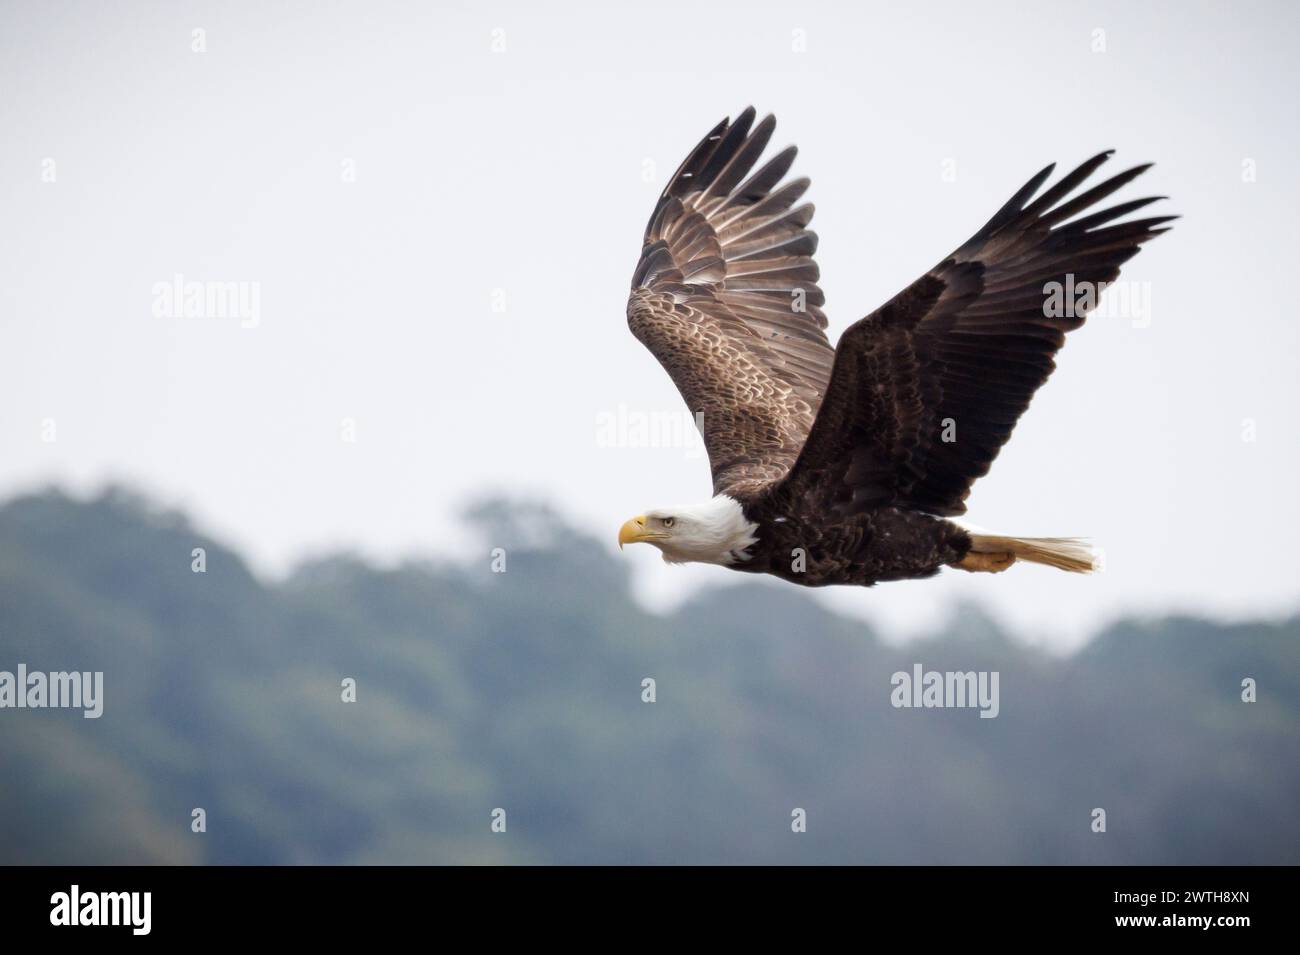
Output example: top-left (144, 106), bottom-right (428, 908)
top-left (968, 534), bottom-right (1099, 573)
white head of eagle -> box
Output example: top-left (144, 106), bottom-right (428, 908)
top-left (619, 496), bottom-right (759, 565)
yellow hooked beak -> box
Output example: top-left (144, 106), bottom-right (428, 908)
top-left (618, 515), bottom-right (662, 549)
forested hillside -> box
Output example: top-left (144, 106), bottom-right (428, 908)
top-left (1, 488), bottom-right (1295, 864)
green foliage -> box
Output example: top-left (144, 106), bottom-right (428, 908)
top-left (0, 487), bottom-right (1295, 864)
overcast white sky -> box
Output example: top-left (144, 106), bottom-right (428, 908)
top-left (2, 0), bottom-right (1297, 650)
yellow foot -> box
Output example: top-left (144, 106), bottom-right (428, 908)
top-left (954, 551), bottom-right (1017, 574)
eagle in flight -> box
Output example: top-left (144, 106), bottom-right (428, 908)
top-left (618, 108), bottom-right (1174, 586)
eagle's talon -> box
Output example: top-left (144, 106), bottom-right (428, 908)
top-left (954, 551), bottom-right (1017, 574)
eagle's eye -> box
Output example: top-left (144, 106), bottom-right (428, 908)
top-left (661, 517), bottom-right (675, 528)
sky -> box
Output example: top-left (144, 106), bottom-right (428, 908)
top-left (2, 0), bottom-right (1297, 651)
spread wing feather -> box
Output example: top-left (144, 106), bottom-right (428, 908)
top-left (627, 109), bottom-right (836, 496)
top-left (776, 151), bottom-right (1175, 517)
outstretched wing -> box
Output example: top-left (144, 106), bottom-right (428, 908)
top-left (627, 108), bottom-right (836, 497)
top-left (776, 151), bottom-right (1175, 517)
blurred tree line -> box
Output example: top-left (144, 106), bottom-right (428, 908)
top-left (0, 487), bottom-right (1295, 864)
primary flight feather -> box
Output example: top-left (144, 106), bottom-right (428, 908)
top-left (619, 107), bottom-right (1174, 585)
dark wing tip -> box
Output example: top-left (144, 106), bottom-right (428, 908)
top-left (1029, 162), bottom-right (1058, 190)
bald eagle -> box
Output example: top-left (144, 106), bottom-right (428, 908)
top-left (617, 108), bottom-right (1174, 586)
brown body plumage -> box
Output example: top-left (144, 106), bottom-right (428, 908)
top-left (620, 108), bottom-right (1174, 587)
